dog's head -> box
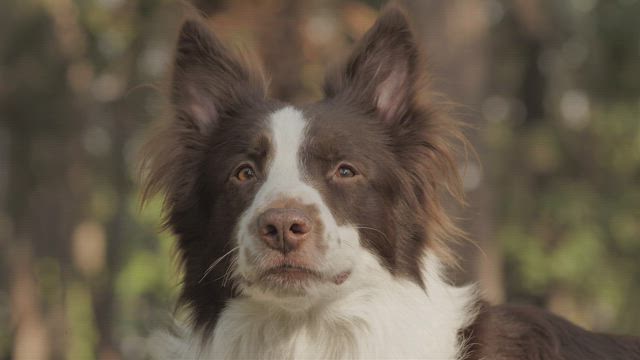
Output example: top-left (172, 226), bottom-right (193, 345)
top-left (142, 7), bottom-right (464, 333)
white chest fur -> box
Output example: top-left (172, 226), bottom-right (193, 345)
top-left (162, 256), bottom-right (477, 360)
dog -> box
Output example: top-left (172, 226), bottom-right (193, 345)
top-left (141, 6), bottom-right (640, 359)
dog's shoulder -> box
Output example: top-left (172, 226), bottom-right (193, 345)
top-left (461, 303), bottom-right (640, 360)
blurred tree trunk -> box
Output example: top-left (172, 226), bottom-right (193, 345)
top-left (257, 1), bottom-right (305, 102)
top-left (509, 0), bottom-right (554, 309)
top-left (93, 109), bottom-right (129, 360)
top-left (3, 94), bottom-right (53, 359)
top-left (197, 0), bottom-right (307, 103)
top-left (405, 0), bottom-right (502, 302)
top-left (9, 245), bottom-right (50, 360)
top-left (91, 18), bottom-right (151, 360)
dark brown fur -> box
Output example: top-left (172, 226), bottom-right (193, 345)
top-left (141, 18), bottom-right (281, 334)
top-left (300, 8), bottom-right (466, 286)
top-left (460, 304), bottom-right (640, 360)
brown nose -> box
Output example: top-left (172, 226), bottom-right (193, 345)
top-left (257, 208), bottom-right (312, 254)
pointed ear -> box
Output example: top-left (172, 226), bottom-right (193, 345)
top-left (172, 19), bottom-right (265, 133)
top-left (324, 7), bottom-right (420, 125)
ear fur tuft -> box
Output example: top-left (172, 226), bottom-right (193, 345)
top-left (324, 6), bottom-right (421, 125)
top-left (172, 18), bottom-right (266, 134)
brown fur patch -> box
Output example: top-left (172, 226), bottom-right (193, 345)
top-left (313, 6), bottom-right (467, 285)
top-left (460, 304), bottom-right (640, 359)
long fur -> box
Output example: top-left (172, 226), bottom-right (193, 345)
top-left (152, 254), bottom-right (478, 360)
top-left (142, 5), bottom-right (640, 360)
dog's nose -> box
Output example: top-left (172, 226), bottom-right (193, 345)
top-left (257, 208), bottom-right (312, 253)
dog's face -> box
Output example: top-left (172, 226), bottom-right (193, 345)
top-left (143, 8), bottom-right (462, 332)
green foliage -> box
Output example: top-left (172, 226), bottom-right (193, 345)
top-left (484, 1), bottom-right (640, 334)
top-left (494, 101), bottom-right (640, 332)
top-left (67, 282), bottom-right (98, 360)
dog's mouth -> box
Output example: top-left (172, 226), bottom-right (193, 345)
top-left (262, 264), bottom-right (321, 281)
top-left (258, 263), bottom-right (351, 287)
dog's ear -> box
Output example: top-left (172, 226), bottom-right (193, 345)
top-left (324, 7), bottom-right (420, 125)
top-left (172, 19), bottom-right (265, 134)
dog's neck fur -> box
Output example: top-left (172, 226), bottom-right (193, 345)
top-left (161, 253), bottom-right (477, 360)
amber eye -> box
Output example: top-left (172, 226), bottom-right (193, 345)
top-left (235, 165), bottom-right (256, 182)
top-left (335, 164), bottom-right (357, 178)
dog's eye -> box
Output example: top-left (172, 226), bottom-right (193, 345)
top-left (335, 164), bottom-right (357, 178)
top-left (235, 165), bottom-right (256, 182)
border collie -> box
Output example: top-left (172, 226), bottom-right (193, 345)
top-left (142, 6), bottom-right (640, 360)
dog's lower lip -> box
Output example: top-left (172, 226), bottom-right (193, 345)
top-left (260, 265), bottom-right (351, 286)
top-left (261, 265), bottom-right (321, 283)
top-left (264, 265), bottom-right (318, 277)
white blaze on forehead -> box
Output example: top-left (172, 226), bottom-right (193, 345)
top-left (239, 105), bottom-right (310, 221)
top-left (250, 106), bottom-right (312, 209)
top-left (267, 106), bottom-right (307, 191)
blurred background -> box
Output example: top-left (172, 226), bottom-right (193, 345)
top-left (1, 0), bottom-right (639, 358)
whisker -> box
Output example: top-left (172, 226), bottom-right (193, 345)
top-left (352, 225), bottom-right (390, 242)
top-left (221, 256), bottom-right (238, 287)
top-left (199, 246), bottom-right (239, 283)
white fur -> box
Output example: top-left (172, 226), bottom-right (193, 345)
top-left (153, 106), bottom-right (478, 359)
top-left (158, 251), bottom-right (477, 359)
